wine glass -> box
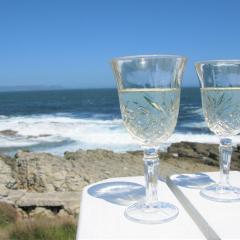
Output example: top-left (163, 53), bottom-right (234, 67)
top-left (111, 55), bottom-right (187, 224)
top-left (196, 60), bottom-right (240, 202)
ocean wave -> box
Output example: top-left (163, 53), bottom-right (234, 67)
top-left (0, 114), bottom-right (239, 155)
top-left (0, 115), bottom-right (136, 154)
top-left (191, 108), bottom-right (203, 115)
top-left (179, 121), bottom-right (207, 129)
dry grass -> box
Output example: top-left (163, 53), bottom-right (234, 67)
top-left (0, 203), bottom-right (77, 240)
top-left (0, 203), bottom-right (17, 227)
top-left (9, 217), bottom-right (77, 240)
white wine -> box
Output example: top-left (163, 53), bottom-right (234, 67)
top-left (118, 88), bottom-right (180, 146)
top-left (201, 87), bottom-right (240, 136)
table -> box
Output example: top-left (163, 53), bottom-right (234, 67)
top-left (77, 176), bottom-right (205, 239)
top-left (167, 171), bottom-right (240, 240)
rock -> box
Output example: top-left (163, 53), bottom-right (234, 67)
top-left (168, 142), bottom-right (200, 159)
top-left (29, 207), bottom-right (55, 218)
top-left (202, 157), bottom-right (217, 166)
top-left (0, 156), bottom-right (16, 192)
top-left (168, 142), bottom-right (220, 163)
top-left (4, 143), bottom-right (225, 193)
top-left (16, 208), bottom-right (28, 219)
top-left (0, 190), bottom-right (26, 207)
top-left (208, 151), bottom-right (218, 161)
top-left (64, 149), bottom-right (86, 160)
top-left (27, 134), bottom-right (51, 139)
top-left (58, 209), bottom-right (70, 218)
top-left (231, 150), bottom-right (240, 169)
top-left (16, 192), bottom-right (81, 216)
top-left (3, 142), bottom-right (238, 195)
top-left (13, 150), bottom-right (143, 192)
top-left (64, 202), bottom-right (80, 216)
top-left (168, 142), bottom-right (240, 170)
top-left (0, 129), bottom-right (18, 136)
top-left (3, 190), bottom-right (27, 205)
top-left (14, 151), bottom-right (71, 192)
top-left (237, 145), bottom-right (240, 152)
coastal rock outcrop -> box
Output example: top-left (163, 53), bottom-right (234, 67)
top-left (0, 156), bottom-right (16, 192)
top-left (167, 142), bottom-right (240, 169)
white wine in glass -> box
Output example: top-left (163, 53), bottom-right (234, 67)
top-left (201, 88), bottom-right (240, 136)
top-left (118, 88), bottom-right (180, 146)
top-left (196, 60), bottom-right (240, 202)
top-left (112, 55), bottom-right (186, 224)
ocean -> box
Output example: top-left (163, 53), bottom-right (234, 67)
top-left (0, 88), bottom-right (239, 156)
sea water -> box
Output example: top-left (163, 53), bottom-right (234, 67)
top-left (0, 88), bottom-right (238, 155)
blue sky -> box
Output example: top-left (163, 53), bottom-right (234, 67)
top-left (1, 0), bottom-right (240, 88)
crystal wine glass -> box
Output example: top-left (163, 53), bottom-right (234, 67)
top-left (112, 55), bottom-right (187, 224)
top-left (196, 60), bottom-right (240, 202)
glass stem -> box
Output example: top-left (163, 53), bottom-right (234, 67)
top-left (143, 148), bottom-right (159, 205)
top-left (219, 138), bottom-right (232, 187)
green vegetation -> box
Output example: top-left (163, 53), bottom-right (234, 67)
top-left (9, 218), bottom-right (76, 240)
top-left (0, 203), bottom-right (77, 240)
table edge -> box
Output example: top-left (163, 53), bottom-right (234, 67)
top-left (166, 176), bottom-right (220, 240)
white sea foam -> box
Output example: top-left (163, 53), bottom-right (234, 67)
top-left (0, 115), bottom-right (138, 154)
top-left (179, 121), bottom-right (207, 129)
top-left (0, 114), bottom-right (240, 155)
top-left (181, 106), bottom-right (203, 116)
top-left (192, 108), bottom-right (203, 115)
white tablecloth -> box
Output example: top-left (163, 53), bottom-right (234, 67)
top-left (167, 171), bottom-right (240, 240)
top-left (77, 176), bottom-right (205, 239)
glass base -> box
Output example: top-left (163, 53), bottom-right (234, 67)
top-left (124, 201), bottom-right (179, 224)
top-left (200, 183), bottom-right (240, 202)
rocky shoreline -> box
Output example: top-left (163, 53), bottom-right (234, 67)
top-left (0, 142), bottom-right (239, 220)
